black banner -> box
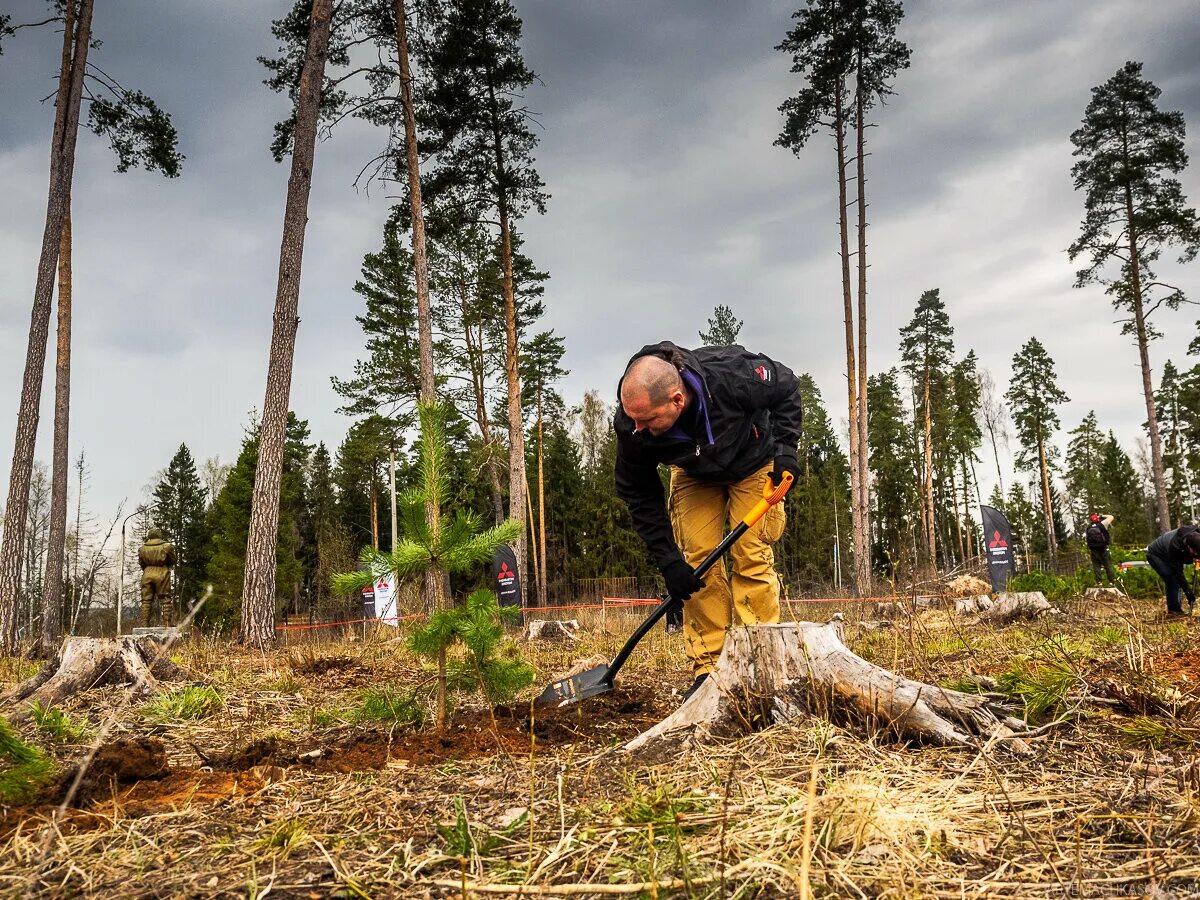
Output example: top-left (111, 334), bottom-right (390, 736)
top-left (980, 505), bottom-right (1016, 592)
top-left (358, 562), bottom-right (376, 618)
top-left (492, 544), bottom-right (523, 625)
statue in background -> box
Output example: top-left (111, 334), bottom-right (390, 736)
top-left (138, 527), bottom-right (176, 627)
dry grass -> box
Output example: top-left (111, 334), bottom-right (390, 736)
top-left (2, 595), bottom-right (1200, 897)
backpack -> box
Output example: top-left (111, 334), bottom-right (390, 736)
top-left (1085, 522), bottom-right (1108, 550)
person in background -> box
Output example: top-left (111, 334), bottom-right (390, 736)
top-left (1145, 524), bottom-right (1200, 618)
top-left (1084, 513), bottom-right (1120, 588)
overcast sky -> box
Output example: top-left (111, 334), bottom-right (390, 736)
top-left (1, 0), bottom-right (1199, 525)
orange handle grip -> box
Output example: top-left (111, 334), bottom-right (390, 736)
top-left (740, 470), bottom-right (795, 528)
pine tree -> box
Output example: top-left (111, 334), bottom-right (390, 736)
top-left (949, 352), bottom-right (983, 559)
top-left (335, 403), bottom-right (522, 730)
top-left (520, 331), bottom-right (567, 607)
top-left (242, 0), bottom-right (333, 647)
top-left (419, 0), bottom-right (549, 596)
top-left (334, 417), bottom-right (396, 554)
top-left (1069, 61), bottom-right (1200, 535)
top-left (699, 305), bottom-right (744, 345)
top-left (775, 0), bottom-right (909, 596)
top-left (899, 289), bottom-right (954, 569)
top-left (1007, 338), bottom-right (1069, 556)
top-left (151, 445), bottom-right (210, 614)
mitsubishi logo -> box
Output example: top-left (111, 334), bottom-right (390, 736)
top-left (988, 530), bottom-right (1008, 549)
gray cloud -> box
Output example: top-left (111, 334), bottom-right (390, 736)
top-left (0, 0), bottom-right (1198, 522)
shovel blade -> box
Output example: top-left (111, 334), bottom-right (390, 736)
top-left (533, 663), bottom-right (612, 708)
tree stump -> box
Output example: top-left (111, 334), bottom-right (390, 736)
top-left (3, 636), bottom-right (182, 720)
top-left (958, 591), bottom-right (1055, 625)
top-left (1082, 587), bottom-right (1126, 602)
top-left (625, 618), bottom-right (1028, 754)
top-left (521, 619), bottom-right (580, 643)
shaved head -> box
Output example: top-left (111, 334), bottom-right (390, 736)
top-left (620, 356), bottom-right (689, 435)
top-left (622, 356), bottom-right (683, 407)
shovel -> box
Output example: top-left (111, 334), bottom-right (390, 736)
top-left (534, 470), bottom-right (794, 708)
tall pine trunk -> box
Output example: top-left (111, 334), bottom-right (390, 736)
top-left (833, 84), bottom-right (865, 596)
top-left (0, 0), bottom-right (92, 653)
top-left (240, 0), bottom-right (332, 648)
top-left (1123, 181), bottom-right (1171, 533)
top-left (922, 370), bottom-right (936, 570)
top-left (487, 79), bottom-right (528, 598)
top-left (1037, 439), bottom-right (1057, 555)
top-left (537, 381), bottom-right (547, 608)
top-left (42, 198), bottom-right (73, 650)
top-left (853, 56), bottom-right (872, 595)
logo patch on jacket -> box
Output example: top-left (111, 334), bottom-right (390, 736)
top-left (755, 364), bottom-right (772, 382)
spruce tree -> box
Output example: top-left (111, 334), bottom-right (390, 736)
top-left (1155, 361), bottom-right (1195, 523)
top-left (1069, 61), bottom-right (1200, 535)
top-left (1007, 338), bottom-right (1069, 556)
top-left (151, 445), bottom-right (210, 614)
top-left (778, 375), bottom-right (852, 589)
top-left (1064, 412), bottom-right (1106, 534)
top-left (1097, 432), bottom-right (1152, 545)
top-left (867, 369), bottom-right (917, 571)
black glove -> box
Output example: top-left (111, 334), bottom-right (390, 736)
top-left (771, 453), bottom-right (800, 488)
top-left (661, 559), bottom-right (705, 602)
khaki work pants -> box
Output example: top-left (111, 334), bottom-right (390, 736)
top-left (140, 568), bottom-right (173, 627)
top-left (669, 462), bottom-right (785, 675)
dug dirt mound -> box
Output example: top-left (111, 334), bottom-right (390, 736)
top-left (205, 685), bottom-right (672, 772)
top-left (60, 736), bottom-right (170, 806)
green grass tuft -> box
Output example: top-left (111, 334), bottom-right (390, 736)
top-left (995, 659), bottom-right (1078, 723)
top-left (29, 702), bottom-right (90, 743)
top-left (143, 685), bottom-right (225, 723)
top-left (1115, 715), bottom-right (1200, 750)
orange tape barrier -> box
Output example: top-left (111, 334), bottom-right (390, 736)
top-left (274, 594), bottom-right (905, 632)
top-left (276, 613), bottom-right (423, 632)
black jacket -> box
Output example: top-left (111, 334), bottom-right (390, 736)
top-left (1147, 524), bottom-right (1200, 573)
top-left (614, 342), bottom-right (802, 569)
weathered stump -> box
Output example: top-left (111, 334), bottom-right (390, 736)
top-left (1082, 587), bottom-right (1127, 602)
top-left (625, 619), bottom-right (1027, 753)
top-left (521, 619), bottom-right (580, 643)
top-left (945, 575), bottom-right (992, 597)
top-left (957, 591), bottom-right (1055, 625)
top-left (3, 636), bottom-right (182, 720)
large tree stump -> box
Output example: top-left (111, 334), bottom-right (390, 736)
top-left (521, 619), bottom-right (580, 643)
top-left (3, 636), bottom-right (182, 720)
top-left (956, 591), bottom-right (1056, 625)
top-left (626, 618), bottom-right (1028, 753)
